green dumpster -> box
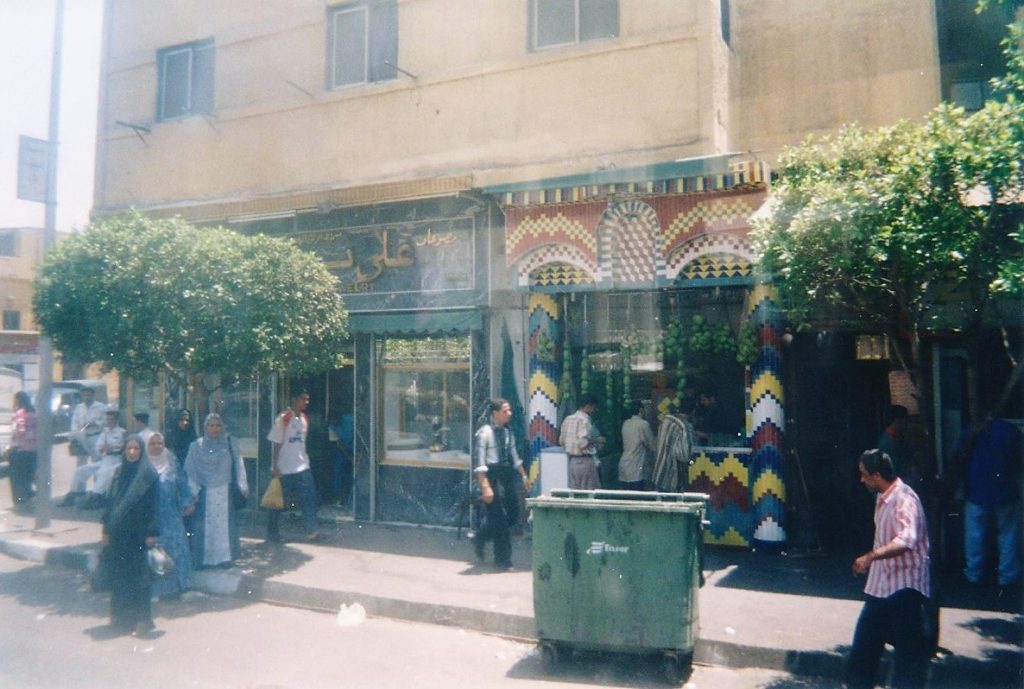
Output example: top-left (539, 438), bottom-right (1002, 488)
top-left (527, 489), bottom-right (708, 682)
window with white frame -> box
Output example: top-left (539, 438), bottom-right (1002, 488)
top-left (157, 38), bottom-right (214, 121)
top-left (328, 1), bottom-right (398, 89)
top-left (530, 0), bottom-right (619, 51)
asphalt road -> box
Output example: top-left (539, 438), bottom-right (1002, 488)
top-left (0, 555), bottom-right (839, 689)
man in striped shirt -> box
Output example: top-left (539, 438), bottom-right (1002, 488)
top-left (846, 449), bottom-right (933, 689)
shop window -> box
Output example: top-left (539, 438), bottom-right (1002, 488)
top-left (530, 0), bottom-right (619, 51)
top-left (328, 1), bottom-right (398, 89)
top-left (2, 310), bottom-right (21, 331)
top-left (0, 231), bottom-right (16, 257)
top-left (157, 38), bottom-right (214, 121)
top-left (381, 335), bottom-right (471, 468)
top-left (562, 289), bottom-right (748, 451)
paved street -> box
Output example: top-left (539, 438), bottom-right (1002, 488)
top-left (0, 556), bottom-right (839, 689)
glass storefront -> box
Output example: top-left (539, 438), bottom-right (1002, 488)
top-left (380, 335), bottom-right (472, 469)
top-left (560, 287), bottom-right (751, 463)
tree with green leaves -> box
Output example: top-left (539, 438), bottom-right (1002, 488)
top-left (754, 96), bottom-right (1024, 424)
top-left (34, 212), bottom-right (349, 388)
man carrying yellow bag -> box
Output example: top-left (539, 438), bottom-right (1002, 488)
top-left (261, 476), bottom-right (284, 510)
top-left (264, 390), bottom-right (320, 543)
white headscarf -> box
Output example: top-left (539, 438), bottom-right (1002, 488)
top-left (146, 431), bottom-right (172, 475)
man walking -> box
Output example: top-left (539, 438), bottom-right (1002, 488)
top-left (266, 390), bottom-right (319, 543)
top-left (559, 393), bottom-right (604, 489)
top-left (473, 398), bottom-right (531, 570)
top-left (846, 449), bottom-right (933, 689)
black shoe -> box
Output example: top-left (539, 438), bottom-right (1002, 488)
top-left (59, 492), bottom-right (82, 507)
top-left (77, 493), bottom-right (105, 509)
top-left (494, 562), bottom-right (513, 572)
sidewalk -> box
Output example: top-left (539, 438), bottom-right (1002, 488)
top-left (1, 501), bottom-right (1021, 686)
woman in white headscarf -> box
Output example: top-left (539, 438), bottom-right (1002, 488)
top-left (147, 432), bottom-right (193, 598)
top-left (183, 414), bottom-right (247, 568)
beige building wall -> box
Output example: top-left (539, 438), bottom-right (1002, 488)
top-left (0, 227), bottom-right (45, 332)
top-left (95, 0), bottom-right (728, 214)
top-left (729, 0), bottom-right (942, 161)
top-left (95, 0), bottom-right (945, 216)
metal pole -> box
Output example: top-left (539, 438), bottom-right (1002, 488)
top-left (36, 0), bottom-right (65, 530)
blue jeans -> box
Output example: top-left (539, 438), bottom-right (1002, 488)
top-left (266, 469), bottom-right (319, 539)
top-left (964, 500), bottom-right (1021, 586)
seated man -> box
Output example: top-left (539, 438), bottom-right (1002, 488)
top-left (61, 406), bottom-right (125, 508)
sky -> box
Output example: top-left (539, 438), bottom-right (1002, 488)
top-left (0, 0), bottom-right (104, 234)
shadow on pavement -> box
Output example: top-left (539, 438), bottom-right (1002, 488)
top-left (505, 648), bottom-right (693, 688)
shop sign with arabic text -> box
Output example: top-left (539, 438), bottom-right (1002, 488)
top-left (291, 218), bottom-right (475, 296)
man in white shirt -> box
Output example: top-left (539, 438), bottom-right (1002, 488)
top-left (473, 398), bottom-right (532, 570)
top-left (559, 393), bottom-right (604, 489)
top-left (69, 387), bottom-right (105, 466)
top-left (266, 390), bottom-right (319, 543)
top-left (64, 406), bottom-right (125, 508)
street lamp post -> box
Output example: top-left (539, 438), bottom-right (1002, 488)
top-left (34, 0), bottom-right (65, 530)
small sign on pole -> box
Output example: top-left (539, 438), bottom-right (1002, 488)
top-left (17, 135), bottom-right (49, 203)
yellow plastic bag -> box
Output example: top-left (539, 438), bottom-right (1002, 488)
top-left (260, 477), bottom-right (284, 510)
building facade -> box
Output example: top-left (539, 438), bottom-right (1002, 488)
top-left (94, 0), bottom-right (1000, 543)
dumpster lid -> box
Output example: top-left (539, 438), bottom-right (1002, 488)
top-left (527, 489), bottom-right (709, 513)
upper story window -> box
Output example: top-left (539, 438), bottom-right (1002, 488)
top-left (0, 231), bottom-right (16, 257)
top-left (530, 0), bottom-right (619, 51)
top-left (2, 311), bottom-right (21, 331)
top-left (157, 38), bottom-right (214, 121)
top-left (950, 80), bottom-right (991, 112)
top-left (328, 1), bottom-right (398, 89)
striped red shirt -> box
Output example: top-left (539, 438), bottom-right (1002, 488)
top-left (865, 478), bottom-right (931, 598)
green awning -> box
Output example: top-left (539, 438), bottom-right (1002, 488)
top-left (347, 309), bottom-right (483, 334)
top-left (480, 154), bottom-right (738, 194)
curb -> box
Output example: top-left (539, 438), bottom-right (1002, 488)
top-left (11, 535), bottom-right (992, 685)
top-left (0, 535), bottom-right (833, 677)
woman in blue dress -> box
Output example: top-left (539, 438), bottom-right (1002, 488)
top-left (146, 432), bottom-right (193, 598)
top-left (184, 414), bottom-right (248, 568)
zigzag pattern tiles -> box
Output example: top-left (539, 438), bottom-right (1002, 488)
top-left (679, 254), bottom-right (752, 281)
top-left (529, 262), bottom-right (596, 288)
top-left (686, 449), bottom-right (753, 546)
top-left (527, 294), bottom-right (561, 461)
top-left (748, 283), bottom-right (787, 548)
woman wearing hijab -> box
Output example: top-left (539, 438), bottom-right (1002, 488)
top-left (165, 409), bottom-right (196, 470)
top-left (101, 435), bottom-right (158, 636)
top-left (184, 413), bottom-right (248, 568)
top-left (147, 432), bottom-right (193, 599)
top-left (8, 391), bottom-right (37, 512)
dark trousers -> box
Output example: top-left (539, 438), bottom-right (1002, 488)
top-left (267, 469), bottom-right (319, 539)
top-left (477, 464), bottom-right (519, 567)
top-left (9, 449), bottom-right (37, 507)
top-left (846, 588), bottom-right (932, 689)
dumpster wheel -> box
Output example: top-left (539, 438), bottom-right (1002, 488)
top-left (538, 641), bottom-right (561, 672)
top-left (660, 651), bottom-right (692, 685)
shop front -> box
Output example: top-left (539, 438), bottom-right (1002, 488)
top-left (286, 197), bottom-right (491, 526)
top-left (488, 159), bottom-right (788, 550)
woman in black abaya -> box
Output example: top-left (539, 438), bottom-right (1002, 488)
top-left (101, 434), bottom-right (159, 636)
